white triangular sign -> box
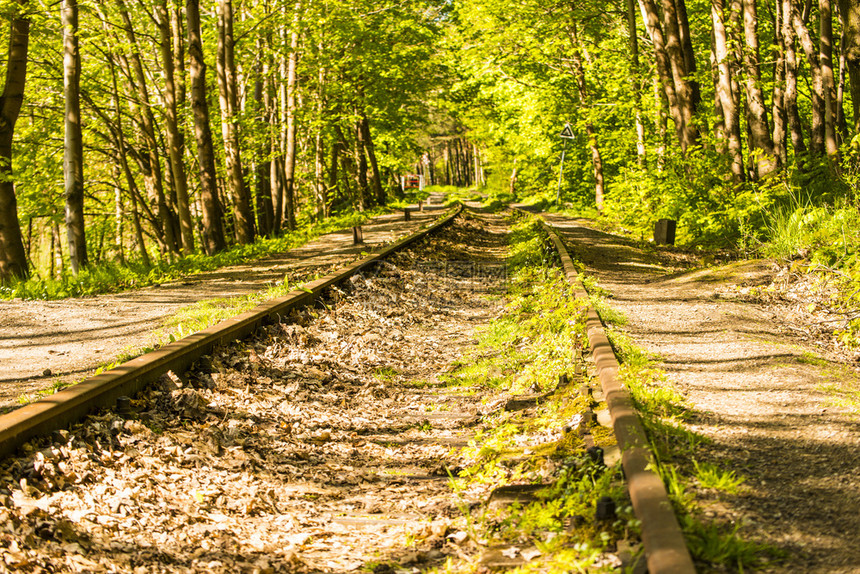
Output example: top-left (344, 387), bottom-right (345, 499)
top-left (559, 124), bottom-right (574, 139)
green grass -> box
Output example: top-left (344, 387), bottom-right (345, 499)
top-left (434, 215), bottom-right (640, 572)
top-left (1, 208), bottom-right (387, 300)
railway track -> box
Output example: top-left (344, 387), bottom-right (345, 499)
top-left (0, 206), bottom-right (695, 573)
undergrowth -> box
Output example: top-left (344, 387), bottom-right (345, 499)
top-left (436, 215), bottom-right (645, 572)
top-left (1, 208), bottom-right (385, 301)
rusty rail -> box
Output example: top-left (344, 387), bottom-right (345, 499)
top-left (0, 205), bottom-right (463, 459)
top-left (538, 216), bottom-right (697, 574)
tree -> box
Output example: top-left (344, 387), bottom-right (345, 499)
top-left (216, 0), bottom-right (255, 243)
top-left (187, 0), bottom-right (226, 254)
top-left (156, 0), bottom-right (194, 253)
top-left (63, 0), bottom-right (87, 275)
top-left (0, 3), bottom-right (30, 282)
top-left (741, 0), bottom-right (776, 177)
top-left (839, 0), bottom-right (860, 132)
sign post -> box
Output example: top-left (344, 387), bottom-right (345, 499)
top-left (556, 123), bottom-right (575, 205)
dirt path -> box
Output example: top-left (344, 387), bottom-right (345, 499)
top-left (544, 213), bottom-right (860, 573)
top-left (0, 205), bottom-right (446, 410)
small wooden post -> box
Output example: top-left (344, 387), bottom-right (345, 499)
top-left (418, 200), bottom-right (423, 211)
top-left (404, 209), bottom-right (411, 221)
top-left (653, 219), bottom-right (676, 245)
top-left (352, 226), bottom-right (364, 245)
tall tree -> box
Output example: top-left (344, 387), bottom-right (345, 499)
top-left (839, 0), bottom-right (860, 131)
top-left (281, 1), bottom-right (301, 231)
top-left (712, 0), bottom-right (745, 182)
top-left (63, 0), bottom-right (87, 275)
top-left (156, 0), bottom-right (194, 253)
top-left (216, 0), bottom-right (255, 243)
top-left (741, 0), bottom-right (776, 177)
top-left (820, 0), bottom-right (839, 158)
top-left (187, 0), bottom-right (226, 253)
top-left (115, 0), bottom-right (179, 255)
top-left (0, 2), bottom-right (30, 282)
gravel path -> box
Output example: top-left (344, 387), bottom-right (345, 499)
top-left (0, 205), bottom-right (445, 410)
top-left (546, 213), bottom-right (860, 573)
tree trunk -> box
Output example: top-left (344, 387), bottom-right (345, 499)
top-left (772, 0), bottom-right (788, 167)
top-left (742, 0), bottom-right (777, 177)
top-left (627, 0), bottom-right (646, 165)
top-left (0, 6), bottom-right (29, 282)
top-left (327, 138), bottom-right (339, 214)
top-left (115, 0), bottom-right (178, 255)
top-left (63, 0), bottom-right (87, 275)
top-left (156, 0), bottom-right (194, 253)
top-left (660, 0), bottom-right (699, 149)
top-left (839, 0), bottom-right (860, 132)
top-left (783, 0), bottom-right (807, 155)
top-left (820, 0), bottom-right (839, 158)
top-left (570, 23), bottom-right (606, 212)
top-left (712, 0), bottom-right (745, 182)
top-left (187, 0), bottom-right (226, 253)
top-left (217, 0), bottom-right (255, 243)
top-left (282, 1), bottom-right (301, 231)
top-left (361, 114), bottom-right (385, 205)
top-left (836, 29), bottom-right (849, 140)
top-left (353, 122), bottom-right (369, 210)
top-left (253, 49), bottom-right (274, 237)
top-left (793, 6), bottom-right (826, 155)
top-left (313, 39), bottom-right (326, 219)
top-left (639, 0), bottom-right (687, 150)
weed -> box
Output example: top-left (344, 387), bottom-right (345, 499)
top-left (692, 460), bottom-right (745, 493)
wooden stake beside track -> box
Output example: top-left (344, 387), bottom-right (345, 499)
top-left (0, 205), bottom-right (463, 460)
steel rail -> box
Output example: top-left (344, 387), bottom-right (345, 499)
top-left (534, 214), bottom-right (697, 574)
top-left (0, 205), bottom-right (463, 459)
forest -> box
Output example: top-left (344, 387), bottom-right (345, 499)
top-left (0, 0), bottom-right (858, 302)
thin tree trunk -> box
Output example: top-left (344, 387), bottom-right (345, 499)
top-left (0, 5), bottom-right (29, 282)
top-left (187, 0), bottom-right (226, 253)
top-left (639, 0), bottom-right (687, 150)
top-left (713, 0), bottom-right (745, 182)
top-left (253, 47), bottom-right (273, 236)
top-left (115, 0), bottom-right (178, 255)
top-left (113, 169), bottom-right (124, 263)
top-left (839, 0), bottom-right (860, 132)
top-left (52, 219), bottom-right (63, 277)
top-left (569, 23), bottom-right (605, 212)
top-left (282, 1), bottom-right (301, 231)
top-left (156, 0), bottom-right (194, 253)
top-left (129, 186), bottom-right (151, 267)
top-left (353, 122), bottom-right (369, 210)
top-left (836, 28), bottom-right (849, 140)
top-left (327, 138), bottom-right (339, 214)
top-left (217, 0), bottom-right (255, 243)
top-left (742, 0), bottom-right (777, 177)
top-left (313, 38), bottom-right (326, 219)
top-left (63, 0), bottom-right (87, 275)
top-left (793, 6), bottom-right (826, 155)
top-left (783, 0), bottom-right (807, 155)
top-left (627, 0), bottom-right (646, 165)
top-left (361, 114), bottom-right (385, 205)
top-left (820, 0), bottom-right (839, 158)
top-left (772, 0), bottom-right (788, 167)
